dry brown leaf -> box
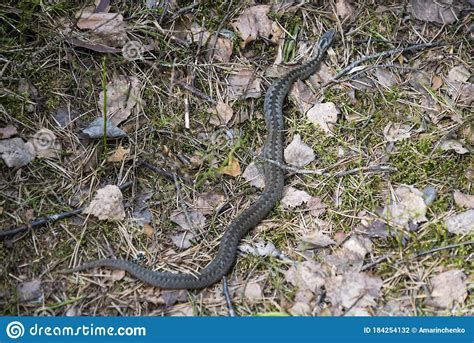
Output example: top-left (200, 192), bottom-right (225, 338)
top-left (196, 191), bottom-right (226, 215)
top-left (170, 231), bottom-right (196, 249)
top-left (335, 0), bottom-right (355, 19)
top-left (444, 210), bottom-right (474, 235)
top-left (281, 187), bottom-right (312, 209)
top-left (307, 102), bottom-right (338, 135)
top-left (284, 134), bottom-right (315, 168)
top-left (107, 145), bottom-right (130, 162)
top-left (0, 126), bottom-right (17, 139)
top-left (83, 185), bottom-right (125, 220)
top-left (439, 139), bottom-right (469, 154)
top-left (208, 101), bottom-right (234, 126)
top-left (0, 137), bottom-right (36, 168)
top-left (243, 282), bottom-right (263, 301)
top-left (98, 75), bottom-right (141, 125)
top-left (227, 68), bottom-right (262, 100)
top-left (374, 68), bottom-right (397, 88)
top-left (219, 155), bottom-right (241, 177)
top-left (111, 269), bottom-right (126, 281)
top-left (76, 12), bottom-right (128, 47)
top-left (168, 303), bottom-right (194, 316)
top-left (409, 0), bottom-right (460, 24)
top-left (431, 75), bottom-right (443, 90)
top-left (17, 280), bottom-right (43, 303)
top-left (383, 122), bottom-right (411, 142)
top-left (453, 191), bottom-right (474, 209)
top-left (242, 162), bottom-right (265, 188)
top-left (231, 5), bottom-right (282, 47)
top-left (142, 223), bottom-right (154, 238)
top-left (284, 260), bottom-right (327, 292)
top-left (207, 36), bottom-right (233, 63)
top-left (170, 211), bottom-right (206, 232)
top-left (382, 185), bottom-right (427, 227)
top-left (425, 269), bottom-right (467, 309)
top-left (301, 230), bottom-right (336, 248)
top-left (307, 196), bottom-right (327, 217)
top-left (289, 80), bottom-right (315, 114)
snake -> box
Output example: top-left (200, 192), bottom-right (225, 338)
top-left (68, 29), bottom-right (335, 289)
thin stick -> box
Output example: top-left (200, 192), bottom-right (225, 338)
top-left (175, 79), bottom-right (217, 105)
top-left (222, 276), bottom-right (236, 317)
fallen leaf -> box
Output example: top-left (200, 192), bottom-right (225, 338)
top-left (160, 290), bottom-right (188, 307)
top-left (168, 303), bottom-right (194, 316)
top-left (208, 101), bottom-right (234, 126)
top-left (107, 145), bottom-right (130, 162)
top-left (231, 5), bottom-right (282, 47)
top-left (409, 0), bottom-right (460, 24)
top-left (374, 68), bottom-right (397, 88)
top-left (170, 211), bottom-right (206, 232)
top-left (325, 249), bottom-right (365, 274)
top-left (422, 186), bottom-right (438, 206)
top-left (326, 272), bottom-right (382, 312)
top-left (309, 62), bottom-right (333, 87)
top-left (382, 185), bottom-right (427, 227)
top-left (142, 223), bottom-right (154, 238)
top-left (189, 22), bottom-right (211, 45)
top-left (76, 11), bottom-right (128, 46)
top-left (83, 185), bottom-right (126, 220)
top-left (284, 260), bottom-right (327, 292)
top-left (219, 155), bottom-right (241, 177)
top-left (431, 75), bottom-right (443, 90)
top-left (196, 191), bottom-right (226, 215)
top-left (290, 80), bottom-right (315, 114)
top-left (301, 230), bottom-right (335, 248)
top-left (439, 139), bottom-right (469, 154)
top-left (82, 118), bottom-right (127, 138)
top-left (284, 134), bottom-right (315, 168)
top-left (383, 122), bottom-right (411, 142)
top-left (425, 269), bottom-right (467, 309)
top-left (0, 137), bottom-right (36, 168)
top-left (307, 102), bottom-right (338, 135)
top-left (0, 126), bottom-right (17, 139)
top-left (444, 210), bottom-right (474, 235)
top-left (16, 280), bottom-right (42, 303)
top-left (170, 231), bottom-right (196, 249)
top-left (307, 196), bottom-right (327, 217)
top-left (343, 235), bottom-right (372, 257)
top-left (447, 65), bottom-right (470, 84)
top-left (18, 78), bottom-right (38, 100)
top-left (207, 36), bottom-right (233, 63)
top-left (243, 282), bottom-right (263, 301)
top-left (242, 162), bottom-right (265, 188)
top-left (335, 0), bottom-right (355, 19)
top-left (227, 68), bottom-right (262, 100)
top-left (98, 75), bottom-right (141, 125)
top-left (453, 191), bottom-right (474, 209)
top-left (111, 269), bottom-right (125, 281)
top-left (281, 187), bottom-right (312, 209)
top-left (28, 128), bottom-right (61, 159)
top-left (239, 240), bottom-right (280, 257)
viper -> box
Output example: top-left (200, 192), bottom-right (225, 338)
top-left (68, 29), bottom-right (336, 289)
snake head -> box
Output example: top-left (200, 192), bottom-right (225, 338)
top-left (319, 29), bottom-right (336, 51)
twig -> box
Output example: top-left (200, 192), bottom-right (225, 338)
top-left (0, 182), bottom-right (133, 239)
top-left (333, 165), bottom-right (398, 177)
top-left (140, 160), bottom-right (190, 184)
top-left (175, 79), bottom-right (217, 105)
top-left (222, 276), bottom-right (236, 317)
top-left (327, 41), bottom-right (442, 84)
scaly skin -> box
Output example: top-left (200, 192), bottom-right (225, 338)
top-left (68, 29), bottom-right (336, 289)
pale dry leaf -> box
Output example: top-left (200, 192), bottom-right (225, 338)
top-left (98, 75), bottom-right (141, 125)
top-left (281, 187), bottom-right (312, 209)
top-left (208, 101), bottom-right (234, 126)
top-left (307, 196), bottom-right (327, 217)
top-left (242, 162), bottom-right (265, 188)
top-left (188, 22), bottom-right (211, 45)
top-left (207, 36), bottom-right (233, 63)
top-left (382, 185), bottom-right (427, 227)
top-left (335, 0), bottom-right (355, 19)
top-left (244, 282), bottom-right (263, 301)
top-left (409, 0), bottom-right (460, 24)
top-left (227, 68), bottom-right (262, 100)
top-left (168, 303), bottom-right (194, 316)
top-left (325, 272), bottom-right (383, 310)
top-left (0, 126), bottom-right (17, 139)
top-left (301, 230), bottom-right (336, 248)
top-left (231, 5), bottom-right (282, 47)
top-left (0, 137), bottom-right (36, 168)
top-left (219, 155), bottom-right (241, 177)
top-left (343, 235), bottom-right (372, 257)
top-left (28, 128), bottom-right (61, 159)
top-left (288, 302), bottom-right (312, 316)
top-left (111, 269), bottom-right (126, 281)
top-left (431, 75), bottom-right (443, 90)
top-left (170, 231), bottom-right (196, 249)
top-left (83, 185), bottom-right (125, 220)
top-left (82, 118), bottom-right (127, 138)
top-left (309, 62), bottom-right (333, 86)
top-left (196, 190), bottom-right (226, 215)
top-left (444, 210), bottom-right (474, 235)
top-left (17, 280), bottom-right (42, 303)
top-left (439, 139), bottom-right (469, 154)
top-left (239, 240), bottom-right (280, 257)
top-left (453, 191), bottom-right (474, 209)
top-left (307, 102), bottom-right (338, 135)
top-left (289, 80), bottom-right (315, 114)
top-left (325, 249), bottom-right (365, 274)
top-left (107, 145), bottom-right (130, 162)
top-left (170, 211), bottom-right (206, 232)
top-left (425, 269), bottom-right (467, 309)
top-left (447, 65), bottom-right (470, 84)
top-left (284, 260), bottom-right (327, 292)
top-left (374, 69), bottom-right (397, 88)
top-left (142, 223), bottom-right (154, 238)
top-left (284, 134), bottom-right (315, 168)
top-left (383, 122), bottom-right (411, 142)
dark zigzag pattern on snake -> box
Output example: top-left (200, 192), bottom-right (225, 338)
top-left (68, 29), bottom-right (336, 289)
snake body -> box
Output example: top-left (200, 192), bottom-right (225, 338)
top-left (69, 29), bottom-right (335, 289)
